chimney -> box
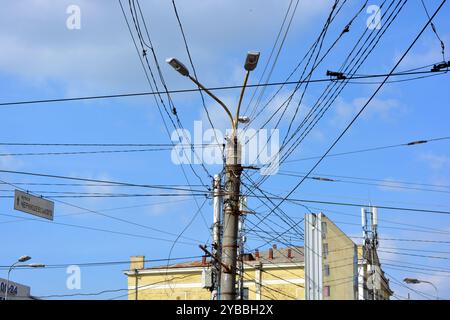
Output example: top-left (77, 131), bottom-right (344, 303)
top-left (201, 255), bottom-right (207, 266)
top-left (255, 249), bottom-right (260, 259)
top-left (268, 248), bottom-right (273, 260)
top-left (272, 244), bottom-right (277, 250)
top-left (287, 248), bottom-right (292, 259)
top-left (130, 255), bottom-right (145, 270)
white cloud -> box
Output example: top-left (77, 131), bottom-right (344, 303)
top-left (330, 96), bottom-right (358, 126)
top-left (377, 178), bottom-right (410, 193)
top-left (429, 176), bottom-right (450, 188)
top-left (82, 173), bottom-right (116, 196)
top-left (0, 0), bottom-right (331, 94)
top-left (354, 97), bottom-right (405, 121)
top-left (199, 95), bottom-right (238, 134)
top-left (63, 172), bottom-right (119, 210)
top-left (146, 197), bottom-right (192, 217)
top-left (0, 150), bottom-right (24, 171)
top-left (330, 96), bottom-right (405, 126)
top-left (378, 241), bottom-right (401, 262)
top-left (396, 35), bottom-right (449, 69)
top-left (420, 152), bottom-right (450, 170)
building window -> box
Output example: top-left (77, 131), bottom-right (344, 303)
top-left (323, 286), bottom-right (331, 297)
top-left (242, 288), bottom-right (249, 300)
top-left (324, 264), bottom-right (330, 277)
top-left (321, 221), bottom-right (328, 239)
top-left (323, 243), bottom-right (329, 259)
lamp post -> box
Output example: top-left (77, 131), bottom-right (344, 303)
top-left (166, 52), bottom-right (259, 300)
top-left (5, 256), bottom-right (45, 300)
top-left (403, 278), bottom-right (439, 300)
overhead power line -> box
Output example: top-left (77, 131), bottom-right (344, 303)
top-left (247, 195), bottom-right (450, 216)
top-left (0, 169), bottom-right (209, 193)
top-left (278, 171), bottom-right (450, 194)
top-left (243, 0), bottom-right (411, 200)
top-left (0, 148), bottom-right (172, 157)
top-left (251, 0), bottom-right (447, 228)
top-left (2, 168), bottom-right (449, 215)
top-left (0, 212), bottom-right (200, 246)
top-left (0, 135), bottom-right (446, 159)
top-left (378, 250), bottom-right (450, 260)
top-left (0, 143), bottom-right (219, 147)
top-left (0, 182), bottom-right (204, 187)
top-left (0, 146), bottom-right (220, 157)
top-left (119, 0), bottom-right (212, 193)
top-left (350, 236), bottom-right (450, 244)
top-left (0, 177), bottom-right (208, 245)
top-left (170, 0), bottom-right (223, 160)
top-left (420, 0), bottom-right (446, 61)
top-left (0, 255), bottom-right (202, 270)
top-left (283, 136), bottom-right (450, 163)
top-left (29, 273), bottom-right (197, 299)
top-left (279, 170), bottom-right (450, 190)
top-left (0, 70), bottom-right (446, 108)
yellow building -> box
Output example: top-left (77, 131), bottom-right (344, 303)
top-left (321, 214), bottom-right (359, 300)
top-left (124, 214), bottom-right (392, 300)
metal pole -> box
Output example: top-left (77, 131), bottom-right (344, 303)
top-left (5, 262), bottom-right (18, 300)
top-left (237, 197), bottom-right (247, 300)
top-left (212, 174), bottom-right (222, 300)
top-left (370, 207), bottom-right (379, 300)
top-left (371, 247), bottom-right (376, 300)
top-left (220, 135), bottom-right (242, 300)
top-left (134, 269), bottom-right (138, 300)
top-left (421, 281), bottom-right (439, 300)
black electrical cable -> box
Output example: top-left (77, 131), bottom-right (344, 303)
top-left (0, 70), bottom-right (445, 108)
top-left (252, 0), bottom-right (446, 231)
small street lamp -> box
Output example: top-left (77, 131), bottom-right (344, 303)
top-left (5, 256), bottom-right (45, 300)
top-left (18, 255), bottom-right (31, 263)
top-left (403, 277), bottom-right (439, 300)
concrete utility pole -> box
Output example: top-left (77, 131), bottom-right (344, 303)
top-left (220, 136), bottom-right (243, 300)
top-left (166, 51), bottom-right (260, 300)
top-left (211, 174), bottom-right (222, 300)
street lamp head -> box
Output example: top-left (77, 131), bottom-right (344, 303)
top-left (166, 57), bottom-right (190, 77)
top-left (18, 255), bottom-right (31, 263)
top-left (244, 51), bottom-right (260, 71)
top-left (404, 278), bottom-right (420, 284)
top-left (237, 116), bottom-right (250, 124)
top-left (29, 263), bottom-right (45, 268)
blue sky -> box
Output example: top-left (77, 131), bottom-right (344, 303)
top-left (0, 0), bottom-right (449, 300)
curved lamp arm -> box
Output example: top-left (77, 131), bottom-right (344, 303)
top-left (5, 262), bottom-right (20, 300)
top-left (235, 70), bottom-right (250, 130)
top-left (188, 75), bottom-right (235, 133)
top-left (420, 280), bottom-right (439, 300)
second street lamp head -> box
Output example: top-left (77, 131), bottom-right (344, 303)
top-left (166, 57), bottom-right (190, 77)
top-left (244, 51), bottom-right (260, 71)
top-left (18, 255), bottom-right (31, 263)
top-left (404, 278), bottom-right (421, 284)
top-left (238, 116), bottom-right (250, 124)
top-left (29, 263), bottom-right (45, 268)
